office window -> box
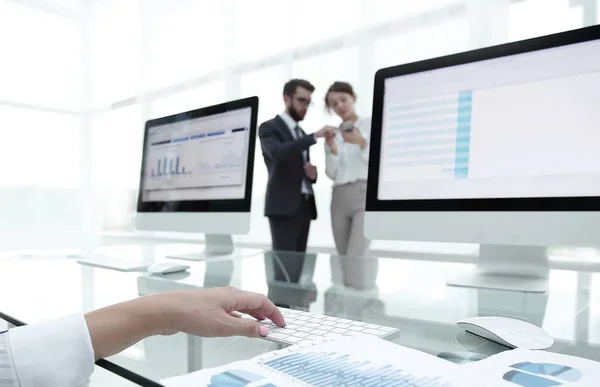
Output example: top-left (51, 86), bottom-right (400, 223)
top-left (374, 17), bottom-right (469, 70)
top-left (0, 1), bottom-right (81, 110)
top-left (0, 107), bottom-right (80, 188)
top-left (289, 0), bottom-right (361, 48)
top-left (509, 0), bottom-right (583, 42)
top-left (144, 1), bottom-right (224, 90)
top-left (91, 105), bottom-right (143, 190)
top-left (150, 82), bottom-right (226, 118)
top-left (0, 107), bottom-right (82, 232)
top-left (369, 0), bottom-right (459, 25)
top-left (236, 0), bottom-right (292, 62)
top-left (91, 0), bottom-right (142, 107)
top-left (44, 0), bottom-right (83, 8)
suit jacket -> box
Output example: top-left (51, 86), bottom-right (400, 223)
top-left (259, 115), bottom-right (318, 220)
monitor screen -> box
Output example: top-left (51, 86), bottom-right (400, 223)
top-left (140, 106), bottom-right (253, 203)
top-left (377, 38), bottom-right (600, 202)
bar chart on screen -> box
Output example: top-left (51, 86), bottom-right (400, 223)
top-left (144, 127), bottom-right (247, 191)
top-left (382, 91), bottom-right (473, 183)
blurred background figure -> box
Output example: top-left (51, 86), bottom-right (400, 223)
top-left (324, 81), bottom-right (371, 258)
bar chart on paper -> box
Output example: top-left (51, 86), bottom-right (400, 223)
top-left (382, 91), bottom-right (473, 182)
top-left (264, 352), bottom-right (451, 387)
top-left (161, 337), bottom-right (462, 387)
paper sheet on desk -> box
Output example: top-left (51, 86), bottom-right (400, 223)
top-left (461, 348), bottom-right (600, 387)
top-left (161, 336), bottom-right (467, 387)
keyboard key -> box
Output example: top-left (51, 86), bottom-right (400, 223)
top-left (285, 336), bottom-right (303, 343)
top-left (364, 328), bottom-right (385, 335)
top-left (379, 326), bottom-right (397, 332)
top-left (332, 328), bottom-right (347, 334)
top-left (365, 324), bottom-right (380, 329)
top-left (311, 329), bottom-right (328, 336)
top-left (305, 323), bottom-right (319, 329)
top-left (350, 321), bottom-right (366, 327)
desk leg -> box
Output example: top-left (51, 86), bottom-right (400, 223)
top-left (187, 335), bottom-right (203, 373)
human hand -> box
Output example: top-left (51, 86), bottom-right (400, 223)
top-left (315, 125), bottom-right (337, 138)
top-left (157, 286), bottom-right (285, 338)
top-left (342, 128), bottom-right (365, 147)
top-left (303, 162), bottom-right (317, 181)
top-left (326, 135), bottom-right (338, 155)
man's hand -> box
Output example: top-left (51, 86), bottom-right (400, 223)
top-left (315, 125), bottom-right (337, 138)
top-left (303, 162), bottom-right (317, 181)
top-left (342, 128), bottom-right (366, 148)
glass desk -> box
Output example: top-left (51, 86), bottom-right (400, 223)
top-left (0, 243), bottom-right (599, 386)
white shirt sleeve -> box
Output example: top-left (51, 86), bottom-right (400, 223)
top-left (5, 314), bottom-right (95, 387)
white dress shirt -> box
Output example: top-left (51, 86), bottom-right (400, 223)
top-left (325, 117), bottom-right (371, 186)
top-left (278, 112), bottom-right (314, 195)
top-left (0, 314), bottom-right (94, 387)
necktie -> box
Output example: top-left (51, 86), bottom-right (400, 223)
top-left (295, 125), bottom-right (307, 163)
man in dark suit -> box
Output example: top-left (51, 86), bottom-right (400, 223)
top-left (259, 79), bottom-right (333, 254)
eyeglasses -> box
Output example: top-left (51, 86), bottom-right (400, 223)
top-left (293, 96), bottom-right (312, 107)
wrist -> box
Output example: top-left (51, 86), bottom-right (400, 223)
top-left (133, 294), bottom-right (177, 336)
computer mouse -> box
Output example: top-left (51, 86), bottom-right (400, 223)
top-left (456, 316), bottom-right (554, 350)
top-left (147, 263), bottom-right (190, 275)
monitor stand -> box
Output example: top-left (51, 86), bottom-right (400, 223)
top-left (447, 244), bottom-right (549, 293)
top-left (166, 234), bottom-right (235, 261)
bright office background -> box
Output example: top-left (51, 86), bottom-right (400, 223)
top-left (0, 0), bottom-right (597, 254)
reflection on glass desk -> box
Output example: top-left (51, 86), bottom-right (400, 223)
top-left (0, 243), bottom-right (599, 385)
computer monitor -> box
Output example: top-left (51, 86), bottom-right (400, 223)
top-left (136, 97), bottom-right (259, 260)
top-left (365, 26), bottom-right (600, 292)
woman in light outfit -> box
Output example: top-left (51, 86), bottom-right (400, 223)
top-left (324, 81), bottom-right (372, 258)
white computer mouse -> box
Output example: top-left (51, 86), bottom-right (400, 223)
top-left (147, 263), bottom-right (190, 275)
top-left (457, 316), bottom-right (554, 350)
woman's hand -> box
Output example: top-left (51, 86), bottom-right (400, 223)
top-left (342, 128), bottom-right (366, 148)
top-left (85, 286), bottom-right (285, 360)
top-left (326, 134), bottom-right (338, 155)
top-left (158, 287), bottom-right (285, 337)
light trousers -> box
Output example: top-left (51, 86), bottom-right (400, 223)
top-left (330, 180), bottom-right (371, 257)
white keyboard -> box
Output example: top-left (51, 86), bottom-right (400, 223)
top-left (252, 308), bottom-right (400, 346)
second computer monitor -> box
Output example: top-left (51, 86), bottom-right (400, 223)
top-left (365, 26), bottom-right (600, 291)
top-left (136, 97), bottom-right (259, 259)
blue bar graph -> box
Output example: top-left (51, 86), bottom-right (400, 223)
top-left (265, 352), bottom-right (450, 387)
top-left (151, 157), bottom-right (190, 178)
top-left (455, 91), bottom-right (473, 179)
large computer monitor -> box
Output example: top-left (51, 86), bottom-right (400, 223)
top-left (365, 26), bottom-right (600, 292)
top-left (136, 97), bottom-right (259, 260)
